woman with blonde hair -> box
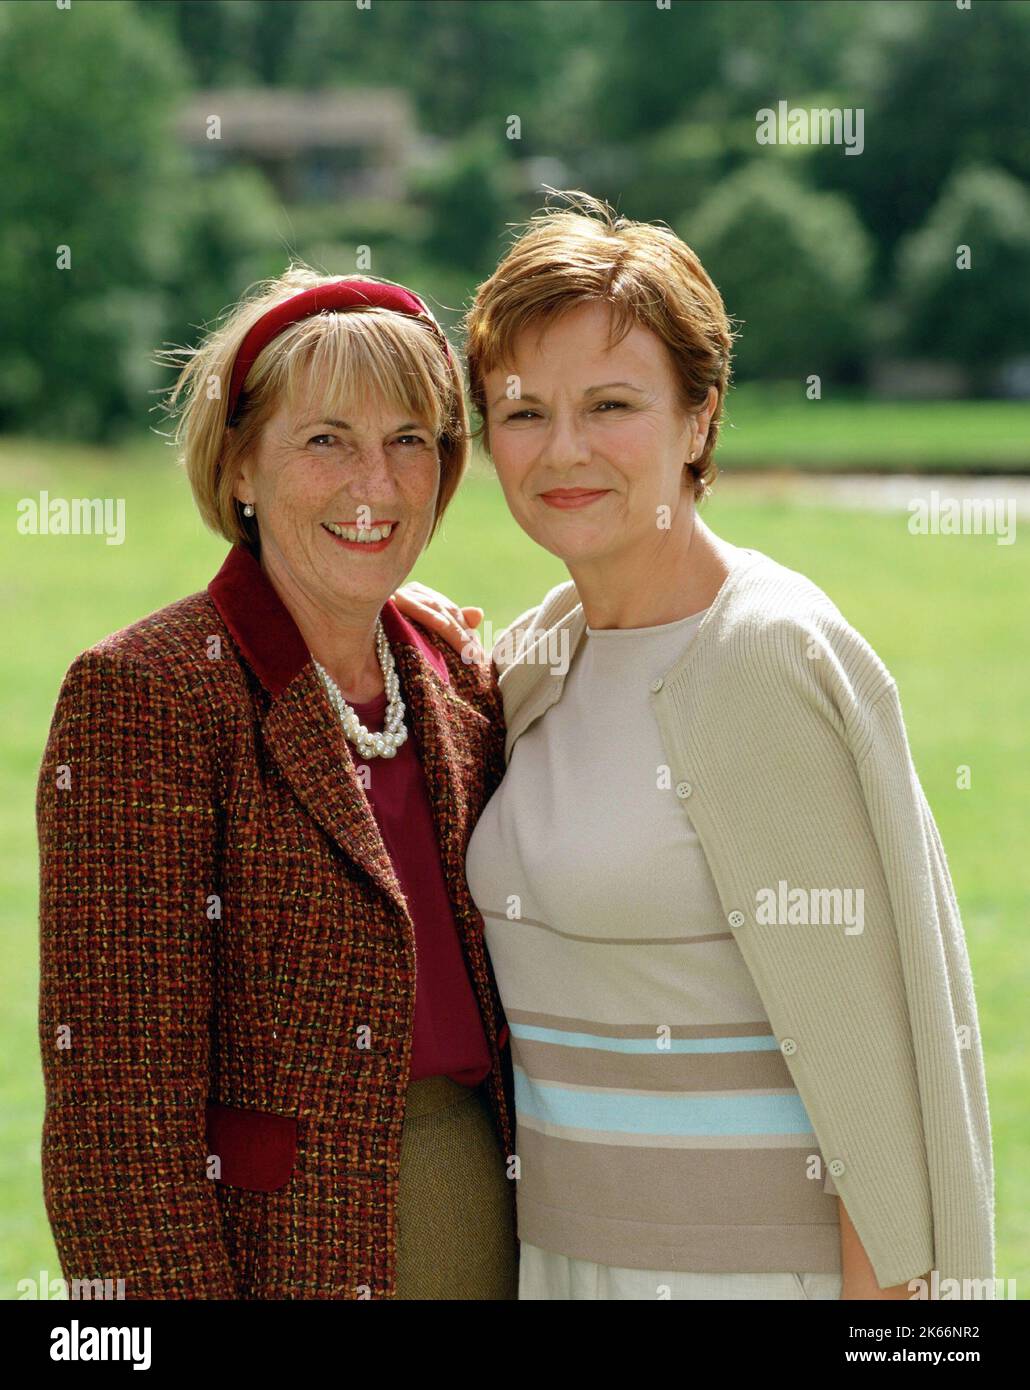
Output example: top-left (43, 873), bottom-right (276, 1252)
top-left (399, 193), bottom-right (995, 1301)
top-left (37, 268), bottom-right (516, 1300)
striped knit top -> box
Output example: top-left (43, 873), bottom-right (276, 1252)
top-left (465, 602), bottom-right (841, 1274)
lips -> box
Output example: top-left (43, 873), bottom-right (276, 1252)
top-left (538, 488), bottom-right (611, 510)
top-left (321, 521), bottom-right (397, 551)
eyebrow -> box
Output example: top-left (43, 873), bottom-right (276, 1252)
top-left (488, 381), bottom-right (646, 409)
top-left (300, 417), bottom-right (424, 432)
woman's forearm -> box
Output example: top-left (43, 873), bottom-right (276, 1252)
top-left (838, 1196), bottom-right (927, 1299)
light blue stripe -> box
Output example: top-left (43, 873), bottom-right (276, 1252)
top-left (510, 1023), bottom-right (780, 1054)
top-left (514, 1068), bottom-right (814, 1136)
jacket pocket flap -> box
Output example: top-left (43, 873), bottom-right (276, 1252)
top-left (205, 1102), bottom-right (297, 1192)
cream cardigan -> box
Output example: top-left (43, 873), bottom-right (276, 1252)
top-left (490, 546), bottom-right (995, 1294)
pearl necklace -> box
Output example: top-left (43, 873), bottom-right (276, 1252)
top-left (313, 619), bottom-right (408, 760)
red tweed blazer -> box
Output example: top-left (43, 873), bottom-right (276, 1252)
top-left (37, 542), bottom-right (515, 1299)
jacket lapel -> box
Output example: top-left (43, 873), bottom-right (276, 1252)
top-left (208, 543), bottom-right (464, 921)
top-left (392, 641), bottom-right (495, 920)
top-left (260, 668), bottom-right (410, 917)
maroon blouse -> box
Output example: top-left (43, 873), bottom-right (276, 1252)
top-left (346, 687), bottom-right (493, 1088)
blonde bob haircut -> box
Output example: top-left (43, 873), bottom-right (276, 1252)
top-left (155, 264), bottom-right (469, 547)
top-left (463, 191), bottom-right (737, 502)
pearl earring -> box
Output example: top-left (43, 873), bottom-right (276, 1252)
top-left (243, 503), bottom-right (255, 517)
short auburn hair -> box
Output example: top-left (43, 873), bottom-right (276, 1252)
top-left (463, 191), bottom-right (737, 501)
top-left (154, 263), bottom-right (469, 546)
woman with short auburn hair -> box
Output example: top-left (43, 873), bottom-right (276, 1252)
top-left (463, 195), bottom-right (731, 507)
top-left (399, 192), bottom-right (994, 1302)
top-left (37, 266), bottom-right (517, 1300)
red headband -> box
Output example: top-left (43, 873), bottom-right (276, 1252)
top-left (225, 278), bottom-right (453, 424)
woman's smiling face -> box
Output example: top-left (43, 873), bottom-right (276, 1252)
top-left (483, 300), bottom-right (710, 567)
top-left (233, 364), bottom-right (441, 613)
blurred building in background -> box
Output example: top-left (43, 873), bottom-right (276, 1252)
top-left (174, 88), bottom-right (417, 203)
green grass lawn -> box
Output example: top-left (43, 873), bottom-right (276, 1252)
top-left (2, 432), bottom-right (1026, 1297)
top-left (719, 385), bottom-right (1030, 472)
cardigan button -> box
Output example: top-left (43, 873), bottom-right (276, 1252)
top-left (828, 1158), bottom-right (846, 1178)
top-left (675, 781), bottom-right (693, 799)
top-left (780, 1037), bottom-right (798, 1056)
top-left (727, 910), bottom-right (745, 928)
top-left (650, 677), bottom-right (664, 693)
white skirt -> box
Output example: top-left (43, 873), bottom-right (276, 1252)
top-left (519, 1241), bottom-right (842, 1301)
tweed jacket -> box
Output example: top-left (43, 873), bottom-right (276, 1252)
top-left (37, 541), bottom-right (515, 1300)
top-left (490, 547), bottom-right (995, 1295)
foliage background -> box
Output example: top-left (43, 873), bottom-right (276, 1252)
top-left (2, 0), bottom-right (1027, 1299)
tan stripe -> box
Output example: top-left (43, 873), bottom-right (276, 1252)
top-left (517, 1201), bottom-right (842, 1275)
top-left (504, 1009), bottom-right (776, 1040)
top-left (519, 1077), bottom-right (802, 1099)
top-left (480, 908), bottom-right (732, 947)
top-left (514, 1126), bottom-right (839, 1227)
top-left (518, 1113), bottom-right (821, 1150)
top-left (512, 1036), bottom-right (795, 1090)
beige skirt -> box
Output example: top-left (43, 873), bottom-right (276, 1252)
top-left (392, 1074), bottom-right (518, 1300)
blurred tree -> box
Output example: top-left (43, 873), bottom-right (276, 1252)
top-left (139, 0), bottom-right (275, 87)
top-left (139, 0), bottom-right (226, 85)
top-left (137, 0), bottom-right (596, 143)
top-left (811, 0), bottom-right (1030, 278)
top-left (150, 166), bottom-right (297, 429)
top-left (0, 0), bottom-right (186, 439)
top-left (590, 118), bottom-right (728, 228)
top-left (892, 164), bottom-right (1030, 394)
top-left (411, 134), bottom-right (519, 278)
top-left (682, 161), bottom-right (873, 383)
top-left (577, 0), bottom-right (861, 143)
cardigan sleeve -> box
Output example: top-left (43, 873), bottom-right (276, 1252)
top-left (855, 680), bottom-right (995, 1289)
top-left (36, 650), bottom-right (238, 1298)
